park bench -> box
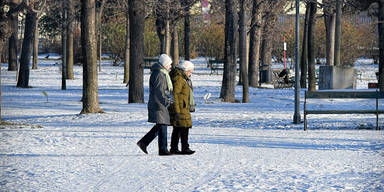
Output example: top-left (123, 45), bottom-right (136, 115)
top-left (144, 57), bottom-right (158, 69)
top-left (208, 59), bottom-right (239, 75)
top-left (208, 59), bottom-right (225, 74)
top-left (304, 90), bottom-right (384, 130)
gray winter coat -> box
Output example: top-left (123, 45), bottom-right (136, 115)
top-left (148, 63), bottom-right (173, 125)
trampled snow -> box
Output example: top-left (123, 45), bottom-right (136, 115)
top-left (1, 58), bottom-right (383, 191)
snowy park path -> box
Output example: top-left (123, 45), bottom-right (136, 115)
top-left (1, 58), bottom-right (383, 191)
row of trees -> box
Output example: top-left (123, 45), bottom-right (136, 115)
top-left (0, 0), bottom-right (200, 122)
top-left (0, 0), bottom-right (383, 123)
top-left (220, 0), bottom-right (384, 101)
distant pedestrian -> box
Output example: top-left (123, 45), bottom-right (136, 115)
top-left (169, 61), bottom-right (195, 155)
top-left (137, 54), bottom-right (174, 156)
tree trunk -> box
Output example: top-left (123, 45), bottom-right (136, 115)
top-left (17, 11), bottom-right (37, 88)
top-left (248, 0), bottom-right (262, 87)
top-left (171, 24), bottom-right (179, 68)
top-left (8, 34), bottom-right (18, 71)
top-left (96, 0), bottom-right (105, 71)
top-left (260, 11), bottom-right (275, 84)
top-left (260, 36), bottom-right (272, 83)
top-left (334, 0), bottom-right (342, 66)
top-left (156, 0), bottom-right (170, 55)
top-left (324, 0), bottom-right (335, 66)
top-left (379, 0), bottom-right (384, 91)
top-left (165, 20), bottom-right (171, 55)
top-left (129, 0), bottom-right (145, 103)
top-left (66, 0), bottom-right (74, 79)
top-left (124, 8), bottom-right (130, 84)
top-left (307, 1), bottom-right (317, 92)
top-left (80, 0), bottom-right (103, 113)
top-left (62, 0), bottom-right (67, 90)
top-left (260, 2), bottom-right (282, 84)
top-left (220, 0), bottom-right (238, 102)
top-left (300, 4), bottom-right (310, 88)
top-left (98, 28), bottom-right (102, 69)
top-left (184, 5), bottom-right (190, 60)
top-left (0, 41), bottom-right (2, 123)
top-left (8, 8), bottom-right (18, 71)
top-left (32, 17), bottom-right (38, 70)
top-left (156, 18), bottom-right (167, 54)
top-left (239, 0), bottom-right (249, 103)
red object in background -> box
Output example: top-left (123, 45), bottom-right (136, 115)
top-left (283, 36), bottom-right (287, 69)
top-left (201, 0), bottom-right (209, 7)
top-left (368, 83), bottom-right (378, 88)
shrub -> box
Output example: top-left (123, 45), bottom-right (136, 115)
top-left (102, 21), bottom-right (126, 65)
top-left (194, 22), bottom-right (225, 60)
top-left (144, 18), bottom-right (160, 57)
top-left (274, 15), bottom-right (377, 67)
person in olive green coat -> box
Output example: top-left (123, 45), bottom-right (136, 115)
top-left (169, 61), bottom-right (196, 155)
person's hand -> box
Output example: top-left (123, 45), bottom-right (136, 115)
top-left (190, 105), bottom-right (195, 112)
top-left (175, 113), bottom-right (181, 121)
top-left (168, 94), bottom-right (175, 104)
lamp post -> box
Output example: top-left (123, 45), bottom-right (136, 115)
top-left (293, 0), bottom-right (301, 124)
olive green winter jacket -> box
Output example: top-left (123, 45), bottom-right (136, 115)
top-left (169, 68), bottom-right (193, 128)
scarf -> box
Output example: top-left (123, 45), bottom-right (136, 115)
top-left (186, 78), bottom-right (195, 108)
top-left (160, 68), bottom-right (173, 92)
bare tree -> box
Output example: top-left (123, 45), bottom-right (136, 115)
top-left (323, 0), bottom-right (336, 66)
top-left (239, 0), bottom-right (249, 102)
top-left (259, 0), bottom-right (286, 83)
top-left (17, 8), bottom-right (37, 88)
top-left (66, 0), bottom-right (74, 79)
top-left (220, 0), bottom-right (238, 102)
top-left (170, 22), bottom-right (179, 67)
top-left (155, 0), bottom-right (171, 55)
top-left (62, 0), bottom-right (67, 90)
top-left (0, 0), bottom-right (36, 123)
top-left (96, 0), bottom-right (106, 71)
top-left (307, 0), bottom-right (317, 91)
top-left (129, 0), bottom-right (145, 103)
top-left (346, 0), bottom-right (384, 90)
top-left (124, 2), bottom-right (129, 84)
top-left (248, 0), bottom-right (263, 87)
top-left (334, 0), bottom-right (342, 66)
top-left (183, 0), bottom-right (191, 60)
top-left (16, 0), bottom-right (46, 87)
top-left (80, 0), bottom-right (103, 113)
top-left (300, 2), bottom-right (310, 88)
top-left (8, 4), bottom-right (19, 71)
top-left (154, 0), bottom-right (197, 61)
top-left (32, 13), bottom-right (38, 70)
top-left (32, 1), bottom-right (47, 70)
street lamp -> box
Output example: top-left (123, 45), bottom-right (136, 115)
top-left (293, 0), bottom-right (301, 124)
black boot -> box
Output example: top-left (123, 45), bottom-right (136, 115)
top-left (137, 141), bottom-right (148, 154)
top-left (159, 150), bottom-right (172, 156)
top-left (180, 128), bottom-right (195, 155)
top-left (181, 148), bottom-right (195, 155)
top-left (170, 148), bottom-right (182, 154)
top-left (170, 127), bottom-right (181, 154)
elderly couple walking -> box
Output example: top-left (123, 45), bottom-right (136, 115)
top-left (137, 54), bottom-right (195, 156)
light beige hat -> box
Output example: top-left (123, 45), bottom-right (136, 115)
top-left (159, 54), bottom-right (172, 67)
top-left (180, 60), bottom-right (194, 71)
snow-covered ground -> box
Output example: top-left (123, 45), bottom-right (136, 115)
top-left (1, 58), bottom-right (383, 191)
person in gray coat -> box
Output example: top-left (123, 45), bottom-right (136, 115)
top-left (137, 54), bottom-right (174, 156)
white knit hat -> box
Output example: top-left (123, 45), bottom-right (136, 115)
top-left (159, 54), bottom-right (172, 67)
top-left (180, 60), bottom-right (194, 71)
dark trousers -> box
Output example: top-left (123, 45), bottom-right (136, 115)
top-left (170, 127), bottom-right (190, 151)
top-left (138, 124), bottom-right (168, 151)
